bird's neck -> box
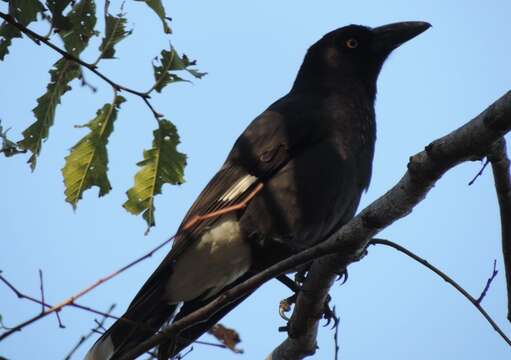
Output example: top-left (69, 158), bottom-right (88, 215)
top-left (290, 73), bottom-right (377, 103)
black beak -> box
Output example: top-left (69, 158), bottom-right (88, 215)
top-left (372, 21), bottom-right (431, 53)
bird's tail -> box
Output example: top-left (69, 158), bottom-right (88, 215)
top-left (84, 297), bottom-right (176, 360)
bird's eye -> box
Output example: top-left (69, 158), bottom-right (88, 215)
top-left (346, 38), bottom-right (358, 49)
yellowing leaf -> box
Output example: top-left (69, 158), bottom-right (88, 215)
top-left (98, 12), bottom-right (132, 59)
top-left (17, 59), bottom-right (81, 170)
top-left (152, 47), bottom-right (206, 93)
top-left (62, 96), bottom-right (125, 208)
top-left (123, 119), bottom-right (186, 232)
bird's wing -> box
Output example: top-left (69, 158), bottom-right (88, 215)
top-left (125, 98), bottom-right (323, 310)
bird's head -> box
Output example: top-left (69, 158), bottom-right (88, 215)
top-left (293, 21), bottom-right (431, 94)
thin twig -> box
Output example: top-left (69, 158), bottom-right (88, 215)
top-left (38, 269), bottom-right (45, 314)
top-left (63, 304), bottom-right (116, 360)
top-left (332, 306), bottom-right (340, 360)
top-left (477, 259), bottom-right (499, 304)
top-left (488, 138), bottom-right (511, 322)
top-left (468, 159), bottom-right (490, 185)
top-left (0, 234), bottom-right (174, 341)
top-left (0, 12), bottom-right (147, 99)
top-left (0, 272), bottom-right (65, 328)
top-left (370, 239), bottom-right (511, 346)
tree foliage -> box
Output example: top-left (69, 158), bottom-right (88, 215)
top-left (0, 0), bottom-right (205, 231)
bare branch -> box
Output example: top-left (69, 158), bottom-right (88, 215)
top-left (488, 138), bottom-right (511, 322)
top-left (118, 91), bottom-right (511, 360)
top-left (477, 259), bottom-right (499, 304)
top-left (370, 239), bottom-right (510, 345)
top-left (0, 235), bottom-right (174, 341)
top-left (468, 159), bottom-right (490, 185)
top-left (332, 307), bottom-right (340, 360)
top-left (63, 304), bottom-right (116, 360)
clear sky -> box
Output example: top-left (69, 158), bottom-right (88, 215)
top-left (1, 0), bottom-right (511, 359)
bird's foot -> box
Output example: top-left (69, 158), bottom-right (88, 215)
top-left (279, 293), bottom-right (297, 321)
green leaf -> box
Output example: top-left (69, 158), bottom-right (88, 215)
top-left (0, 0), bottom-right (45, 60)
top-left (135, 0), bottom-right (171, 34)
top-left (123, 119), bottom-right (186, 232)
top-left (17, 59), bottom-right (81, 170)
top-left (98, 12), bottom-right (132, 59)
top-left (60, 0), bottom-right (97, 56)
top-left (62, 96), bottom-right (125, 208)
top-left (46, 0), bottom-right (73, 31)
top-left (13, 0), bottom-right (45, 24)
top-left (0, 24), bottom-right (20, 61)
top-left (152, 47), bottom-right (206, 93)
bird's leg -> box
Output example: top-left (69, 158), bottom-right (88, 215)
top-left (277, 274), bottom-right (300, 292)
top-left (294, 268), bottom-right (308, 285)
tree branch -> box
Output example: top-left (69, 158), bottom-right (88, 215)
top-left (0, 10), bottom-right (170, 125)
top-left (118, 91), bottom-right (511, 360)
top-left (63, 304), bottom-right (116, 360)
top-left (0, 235), bottom-right (174, 341)
top-left (370, 239), bottom-right (510, 345)
top-left (0, 12), bottom-right (148, 99)
top-left (488, 138), bottom-right (511, 322)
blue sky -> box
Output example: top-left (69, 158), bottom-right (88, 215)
top-left (1, 0), bottom-right (511, 359)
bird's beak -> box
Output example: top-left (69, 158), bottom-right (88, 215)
top-left (372, 21), bottom-right (431, 53)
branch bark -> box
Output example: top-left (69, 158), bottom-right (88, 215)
top-left (119, 91), bottom-right (511, 360)
top-left (488, 138), bottom-right (511, 322)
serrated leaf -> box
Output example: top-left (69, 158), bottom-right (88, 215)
top-left (0, 0), bottom-right (44, 60)
top-left (0, 24), bottom-right (20, 61)
top-left (123, 119), bottom-right (186, 232)
top-left (135, 0), bottom-right (171, 34)
top-left (98, 13), bottom-right (132, 59)
top-left (17, 59), bottom-right (80, 170)
top-left (62, 96), bottom-right (125, 208)
top-left (60, 0), bottom-right (96, 56)
top-left (13, 0), bottom-right (45, 24)
top-left (46, 0), bottom-right (73, 31)
top-left (152, 47), bottom-right (206, 93)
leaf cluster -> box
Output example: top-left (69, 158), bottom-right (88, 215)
top-left (0, 0), bottom-right (205, 232)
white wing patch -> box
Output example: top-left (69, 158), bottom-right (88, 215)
top-left (84, 334), bottom-right (114, 360)
top-left (165, 215), bottom-right (252, 303)
top-left (219, 174), bottom-right (257, 202)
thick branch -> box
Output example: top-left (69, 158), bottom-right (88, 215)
top-left (268, 91), bottom-right (511, 359)
top-left (120, 91), bottom-right (511, 360)
top-left (488, 138), bottom-right (511, 322)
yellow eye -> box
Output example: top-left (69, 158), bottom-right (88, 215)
top-left (346, 38), bottom-right (358, 49)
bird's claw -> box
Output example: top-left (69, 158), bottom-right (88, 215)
top-left (336, 269), bottom-right (349, 285)
top-left (278, 294), bottom-right (297, 321)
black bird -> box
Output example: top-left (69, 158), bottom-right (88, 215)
top-left (85, 21), bottom-right (430, 360)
